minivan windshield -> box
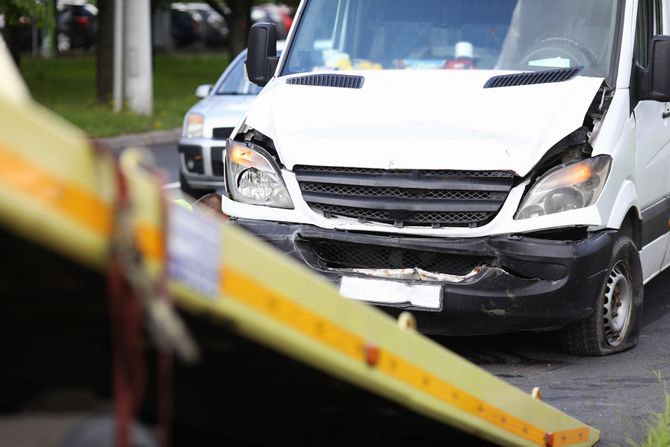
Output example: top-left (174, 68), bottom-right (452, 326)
top-left (283, 0), bottom-right (619, 77)
top-left (217, 54), bottom-right (264, 96)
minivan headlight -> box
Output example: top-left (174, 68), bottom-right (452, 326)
top-left (516, 156), bottom-right (612, 220)
top-left (184, 112), bottom-right (204, 138)
top-left (225, 140), bottom-right (294, 209)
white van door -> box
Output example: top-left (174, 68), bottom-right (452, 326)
top-left (634, 0), bottom-right (670, 279)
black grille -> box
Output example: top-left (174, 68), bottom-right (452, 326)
top-left (312, 205), bottom-right (492, 226)
top-left (295, 166), bottom-right (515, 228)
top-left (299, 166), bottom-right (512, 178)
top-left (309, 240), bottom-right (489, 276)
top-left (287, 74), bottom-right (365, 89)
top-left (178, 145), bottom-right (205, 174)
top-left (210, 146), bottom-right (225, 177)
top-left (301, 183), bottom-right (508, 201)
top-left (484, 67), bottom-right (583, 89)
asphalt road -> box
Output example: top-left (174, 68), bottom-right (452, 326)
top-left (112, 141), bottom-right (181, 185)
top-left (145, 139), bottom-right (670, 446)
top-left (439, 270), bottom-right (670, 446)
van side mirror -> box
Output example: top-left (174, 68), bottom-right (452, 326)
top-left (246, 23), bottom-right (279, 87)
top-left (649, 36), bottom-right (670, 102)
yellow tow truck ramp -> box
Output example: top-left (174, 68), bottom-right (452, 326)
top-left (0, 40), bottom-right (598, 446)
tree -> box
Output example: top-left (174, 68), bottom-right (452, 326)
top-left (0, 0), bottom-right (53, 67)
top-left (224, 0), bottom-right (252, 55)
top-left (96, 0), bottom-right (113, 104)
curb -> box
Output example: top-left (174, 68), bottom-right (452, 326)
top-left (96, 128), bottom-right (182, 151)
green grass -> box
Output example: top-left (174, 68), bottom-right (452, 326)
top-left (20, 52), bottom-right (230, 137)
top-left (629, 374), bottom-right (670, 447)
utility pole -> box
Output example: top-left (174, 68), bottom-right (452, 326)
top-left (113, 0), bottom-right (124, 112)
top-left (114, 0), bottom-right (153, 115)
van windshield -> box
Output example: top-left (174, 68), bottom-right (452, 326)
top-left (282, 0), bottom-right (619, 77)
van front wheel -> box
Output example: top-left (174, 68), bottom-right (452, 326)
top-left (561, 235), bottom-right (643, 356)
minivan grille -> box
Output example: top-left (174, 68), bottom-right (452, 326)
top-left (294, 166), bottom-right (515, 228)
top-left (308, 239), bottom-right (490, 276)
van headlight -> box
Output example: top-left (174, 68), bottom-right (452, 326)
top-left (225, 140), bottom-right (294, 209)
top-left (184, 112), bottom-right (204, 138)
top-left (516, 156), bottom-right (612, 220)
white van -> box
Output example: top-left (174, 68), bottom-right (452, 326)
top-left (222, 0), bottom-right (670, 356)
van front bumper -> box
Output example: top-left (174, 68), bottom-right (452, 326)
top-left (233, 219), bottom-right (617, 335)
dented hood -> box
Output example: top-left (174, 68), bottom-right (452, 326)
top-left (244, 70), bottom-right (603, 177)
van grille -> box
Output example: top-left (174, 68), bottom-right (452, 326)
top-left (294, 166), bottom-right (515, 228)
top-left (308, 239), bottom-right (490, 276)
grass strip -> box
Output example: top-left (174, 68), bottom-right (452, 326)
top-left (629, 372), bottom-right (670, 447)
top-left (20, 52), bottom-right (230, 137)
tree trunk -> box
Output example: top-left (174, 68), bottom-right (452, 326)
top-left (1, 4), bottom-right (23, 67)
top-left (51, 0), bottom-right (58, 56)
top-left (227, 0), bottom-right (252, 56)
top-left (96, 0), bottom-right (114, 104)
top-left (3, 21), bottom-right (24, 68)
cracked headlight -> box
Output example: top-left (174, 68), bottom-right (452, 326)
top-left (225, 140), bottom-right (294, 209)
top-left (516, 156), bottom-right (612, 220)
top-left (184, 112), bottom-right (204, 138)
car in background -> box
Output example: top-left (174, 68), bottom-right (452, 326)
top-left (178, 44), bottom-right (284, 197)
top-left (180, 2), bottom-right (229, 48)
top-left (171, 5), bottom-right (200, 47)
top-left (57, 1), bottom-right (98, 52)
top-left (252, 4), bottom-right (293, 40)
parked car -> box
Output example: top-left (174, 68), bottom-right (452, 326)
top-left (57, 1), bottom-right (98, 52)
top-left (179, 44), bottom-right (285, 197)
top-left (170, 5), bottom-right (200, 47)
top-left (251, 4), bottom-right (293, 40)
top-left (226, 0), bottom-right (670, 356)
top-left (183, 3), bottom-right (229, 48)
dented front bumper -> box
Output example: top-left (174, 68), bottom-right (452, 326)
top-left (233, 218), bottom-right (617, 335)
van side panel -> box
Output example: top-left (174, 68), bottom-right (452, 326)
top-left (642, 235), bottom-right (669, 283)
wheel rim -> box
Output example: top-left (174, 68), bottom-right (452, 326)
top-left (603, 261), bottom-right (633, 347)
top-left (58, 34), bottom-right (71, 53)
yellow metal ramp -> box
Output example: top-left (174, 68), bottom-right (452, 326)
top-left (0, 60), bottom-right (599, 447)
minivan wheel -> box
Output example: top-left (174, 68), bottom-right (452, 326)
top-left (58, 33), bottom-right (72, 53)
top-left (561, 235), bottom-right (643, 356)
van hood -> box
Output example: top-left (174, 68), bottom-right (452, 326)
top-left (244, 70), bottom-right (603, 177)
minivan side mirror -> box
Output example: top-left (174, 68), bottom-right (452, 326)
top-left (195, 84), bottom-right (213, 98)
top-left (246, 22), bottom-right (278, 87)
top-left (648, 36), bottom-right (670, 102)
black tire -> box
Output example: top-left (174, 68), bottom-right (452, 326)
top-left (561, 235), bottom-right (643, 356)
top-left (179, 171), bottom-right (212, 200)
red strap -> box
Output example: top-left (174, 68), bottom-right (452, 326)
top-left (107, 164), bottom-right (147, 447)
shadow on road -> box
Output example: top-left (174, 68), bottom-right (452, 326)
top-left (430, 268), bottom-right (670, 366)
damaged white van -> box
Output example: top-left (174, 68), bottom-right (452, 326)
top-left (222, 0), bottom-right (670, 355)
